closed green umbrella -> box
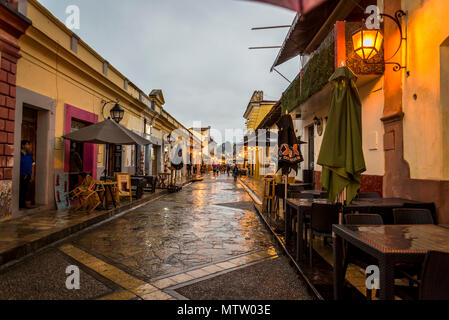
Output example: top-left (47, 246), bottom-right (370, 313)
top-left (317, 67), bottom-right (366, 205)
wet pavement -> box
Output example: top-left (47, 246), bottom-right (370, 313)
top-left (0, 174), bottom-right (312, 300)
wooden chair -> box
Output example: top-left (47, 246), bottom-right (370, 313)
top-left (69, 175), bottom-right (92, 200)
top-left (262, 177), bottom-right (276, 216)
top-left (115, 173), bottom-right (132, 203)
top-left (74, 177), bottom-right (102, 213)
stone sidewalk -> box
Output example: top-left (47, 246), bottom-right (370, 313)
top-left (0, 175), bottom-right (201, 267)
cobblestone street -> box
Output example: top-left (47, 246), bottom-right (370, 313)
top-left (0, 175), bottom-right (312, 300)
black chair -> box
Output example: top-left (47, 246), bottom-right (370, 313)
top-left (343, 214), bottom-right (383, 299)
top-left (357, 192), bottom-right (381, 199)
top-left (395, 251), bottom-right (449, 300)
top-left (403, 202), bottom-right (437, 224)
top-left (393, 208), bottom-right (434, 225)
top-left (345, 213), bottom-right (384, 225)
top-left (296, 193), bottom-right (314, 200)
top-left (308, 203), bottom-right (339, 267)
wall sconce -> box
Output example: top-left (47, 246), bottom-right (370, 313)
top-left (110, 103), bottom-right (125, 123)
top-left (352, 10), bottom-right (407, 72)
top-left (313, 116), bottom-right (323, 136)
top-left (101, 98), bottom-right (124, 123)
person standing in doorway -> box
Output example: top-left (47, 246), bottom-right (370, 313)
top-left (20, 140), bottom-right (35, 209)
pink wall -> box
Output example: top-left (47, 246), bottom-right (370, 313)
top-left (64, 104), bottom-right (98, 179)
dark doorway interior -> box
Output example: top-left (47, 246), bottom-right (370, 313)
top-left (69, 119), bottom-right (88, 191)
top-left (107, 145), bottom-right (122, 175)
top-left (21, 107), bottom-right (37, 207)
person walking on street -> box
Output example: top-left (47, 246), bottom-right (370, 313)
top-left (20, 140), bottom-right (35, 209)
top-left (233, 166), bottom-right (239, 182)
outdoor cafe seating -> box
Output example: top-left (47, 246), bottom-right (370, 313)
top-left (277, 188), bottom-right (449, 300)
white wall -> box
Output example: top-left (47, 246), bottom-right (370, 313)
top-left (293, 77), bottom-right (385, 179)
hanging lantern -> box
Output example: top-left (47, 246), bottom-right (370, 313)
top-left (352, 28), bottom-right (383, 61)
top-left (110, 103), bottom-right (125, 123)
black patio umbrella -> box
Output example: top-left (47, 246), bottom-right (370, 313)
top-left (276, 113), bottom-right (304, 215)
top-left (276, 113), bottom-right (304, 175)
top-left (63, 119), bottom-right (151, 178)
top-left (62, 119), bottom-right (151, 146)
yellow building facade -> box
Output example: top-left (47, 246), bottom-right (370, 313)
top-left (243, 91), bottom-right (276, 179)
top-left (10, 0), bottom-right (193, 218)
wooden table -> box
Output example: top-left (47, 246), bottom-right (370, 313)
top-left (96, 181), bottom-right (117, 210)
top-left (157, 173), bottom-right (171, 189)
top-left (333, 224), bottom-right (449, 300)
top-left (286, 198), bottom-right (425, 262)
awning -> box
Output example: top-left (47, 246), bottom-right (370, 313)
top-left (271, 0), bottom-right (339, 69)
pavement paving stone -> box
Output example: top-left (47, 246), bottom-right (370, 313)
top-left (141, 290), bottom-right (173, 300)
top-left (130, 283), bottom-right (159, 296)
top-left (167, 273), bottom-right (195, 284)
top-left (151, 277), bottom-right (178, 289)
top-left (98, 290), bottom-right (137, 300)
top-left (175, 256), bottom-right (313, 300)
top-left (69, 176), bottom-right (274, 280)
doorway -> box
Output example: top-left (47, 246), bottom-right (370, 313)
top-left (20, 107), bottom-right (38, 207)
top-left (107, 145), bottom-right (122, 175)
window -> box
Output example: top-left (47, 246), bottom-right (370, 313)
top-left (151, 101), bottom-right (155, 111)
top-left (124, 79), bottom-right (128, 90)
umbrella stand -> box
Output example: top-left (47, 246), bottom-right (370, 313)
top-left (105, 143), bottom-right (109, 179)
top-left (336, 188), bottom-right (347, 224)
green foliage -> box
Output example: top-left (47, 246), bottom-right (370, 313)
top-left (281, 42), bottom-right (335, 114)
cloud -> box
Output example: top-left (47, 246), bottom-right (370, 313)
top-left (38, 0), bottom-right (298, 141)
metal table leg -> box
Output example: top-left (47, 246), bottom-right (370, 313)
top-left (333, 232), bottom-right (344, 300)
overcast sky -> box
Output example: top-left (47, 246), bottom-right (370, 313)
top-left (38, 0), bottom-right (298, 144)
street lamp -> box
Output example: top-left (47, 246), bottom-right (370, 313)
top-left (101, 99), bottom-right (125, 123)
top-left (352, 10), bottom-right (407, 72)
top-left (110, 103), bottom-right (125, 124)
top-left (167, 133), bottom-right (174, 145)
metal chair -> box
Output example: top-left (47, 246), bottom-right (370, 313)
top-left (345, 213), bottom-right (384, 225)
top-left (343, 213), bottom-right (383, 300)
top-left (393, 208), bottom-right (434, 225)
top-left (403, 202), bottom-right (437, 224)
top-left (419, 251), bottom-right (449, 300)
top-left (395, 251), bottom-right (449, 300)
top-left (308, 203), bottom-right (339, 267)
top-left (357, 192), bottom-right (381, 199)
